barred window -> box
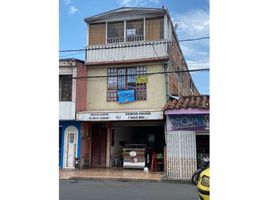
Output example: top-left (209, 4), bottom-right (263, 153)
top-left (107, 66), bottom-right (147, 102)
top-left (59, 75), bottom-right (72, 101)
top-left (136, 66), bottom-right (147, 101)
top-left (107, 68), bottom-right (118, 102)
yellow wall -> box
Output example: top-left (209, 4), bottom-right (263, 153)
top-left (86, 63), bottom-right (166, 111)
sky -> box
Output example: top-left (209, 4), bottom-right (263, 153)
top-left (60, 0), bottom-right (209, 95)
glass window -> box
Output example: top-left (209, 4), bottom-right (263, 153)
top-left (126, 20), bottom-right (144, 42)
top-left (107, 21), bottom-right (124, 43)
top-left (59, 75), bottom-right (72, 101)
top-left (117, 68), bottom-right (126, 90)
top-left (107, 66), bottom-right (147, 102)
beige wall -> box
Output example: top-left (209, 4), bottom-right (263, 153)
top-left (86, 63), bottom-right (166, 111)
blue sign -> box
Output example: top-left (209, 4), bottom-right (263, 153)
top-left (117, 90), bottom-right (135, 103)
top-left (167, 114), bottom-right (208, 131)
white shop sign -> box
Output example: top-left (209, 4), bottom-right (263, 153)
top-left (77, 111), bottom-right (163, 121)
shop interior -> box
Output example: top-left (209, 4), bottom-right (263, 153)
top-left (196, 134), bottom-right (210, 168)
top-left (110, 125), bottom-right (165, 171)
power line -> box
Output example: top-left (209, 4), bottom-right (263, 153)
top-left (179, 37), bottom-right (210, 42)
top-left (72, 68), bottom-right (209, 79)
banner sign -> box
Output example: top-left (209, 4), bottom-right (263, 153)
top-left (117, 90), bottom-right (135, 103)
top-left (127, 29), bottom-right (136, 36)
top-left (76, 111), bottom-right (163, 121)
top-left (136, 76), bottom-right (148, 84)
top-left (167, 114), bottom-right (209, 131)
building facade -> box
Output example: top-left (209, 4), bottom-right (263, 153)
top-left (76, 7), bottom-right (199, 170)
top-left (163, 95), bottom-right (209, 180)
top-left (59, 58), bottom-right (87, 168)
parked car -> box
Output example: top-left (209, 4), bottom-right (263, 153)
top-left (197, 168), bottom-right (210, 200)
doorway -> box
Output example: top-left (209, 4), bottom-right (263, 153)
top-left (91, 123), bottom-right (107, 168)
top-left (196, 134), bottom-right (210, 168)
top-left (63, 126), bottom-right (78, 168)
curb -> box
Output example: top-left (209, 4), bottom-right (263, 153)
top-left (160, 175), bottom-right (192, 184)
top-left (61, 176), bottom-right (162, 183)
top-left (60, 175), bottom-right (193, 185)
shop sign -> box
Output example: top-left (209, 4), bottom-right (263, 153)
top-left (117, 90), bottom-right (135, 103)
top-left (76, 111), bottom-right (163, 121)
top-left (167, 114), bottom-right (209, 131)
top-left (136, 76), bottom-right (148, 84)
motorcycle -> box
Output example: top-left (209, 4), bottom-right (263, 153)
top-left (191, 156), bottom-right (209, 185)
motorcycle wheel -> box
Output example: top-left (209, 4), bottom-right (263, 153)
top-left (191, 172), bottom-right (200, 185)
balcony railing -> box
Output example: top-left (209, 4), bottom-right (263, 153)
top-left (106, 35), bottom-right (144, 44)
top-left (107, 36), bottom-right (124, 44)
top-left (126, 35), bottom-right (144, 42)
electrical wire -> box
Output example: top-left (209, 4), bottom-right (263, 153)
top-left (179, 37), bottom-right (210, 42)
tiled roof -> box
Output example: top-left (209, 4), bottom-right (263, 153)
top-left (163, 95), bottom-right (209, 110)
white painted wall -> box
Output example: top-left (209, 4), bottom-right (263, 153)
top-left (59, 102), bottom-right (76, 120)
top-left (59, 64), bottom-right (77, 119)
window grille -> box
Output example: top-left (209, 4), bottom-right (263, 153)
top-left (107, 66), bottom-right (147, 102)
top-left (59, 75), bottom-right (72, 101)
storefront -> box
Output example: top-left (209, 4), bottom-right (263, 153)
top-left (59, 121), bottom-right (81, 169)
top-left (164, 96), bottom-right (209, 180)
top-left (77, 110), bottom-right (166, 171)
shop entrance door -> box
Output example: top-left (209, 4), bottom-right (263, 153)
top-left (91, 123), bottom-right (107, 168)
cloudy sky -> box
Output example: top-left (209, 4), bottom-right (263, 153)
top-left (60, 0), bottom-right (209, 94)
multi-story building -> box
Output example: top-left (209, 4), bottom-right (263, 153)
top-left (76, 7), bottom-right (199, 171)
top-left (59, 58), bottom-right (87, 169)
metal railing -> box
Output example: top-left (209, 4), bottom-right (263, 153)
top-left (107, 35), bottom-right (144, 44)
top-left (107, 37), bottom-right (124, 44)
top-left (126, 35), bottom-right (144, 42)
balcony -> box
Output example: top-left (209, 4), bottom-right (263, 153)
top-left (59, 102), bottom-right (76, 120)
top-left (85, 40), bottom-right (170, 64)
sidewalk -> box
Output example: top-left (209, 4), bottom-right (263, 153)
top-left (59, 168), bottom-right (165, 182)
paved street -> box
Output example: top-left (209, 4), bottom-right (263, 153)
top-left (60, 180), bottom-right (198, 200)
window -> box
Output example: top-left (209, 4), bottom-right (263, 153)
top-left (126, 20), bottom-right (144, 42)
top-left (89, 23), bottom-right (106, 45)
top-left (107, 66), bottom-right (147, 102)
top-left (107, 21), bottom-right (124, 43)
top-left (59, 75), bottom-right (72, 101)
top-left (145, 17), bottom-right (164, 41)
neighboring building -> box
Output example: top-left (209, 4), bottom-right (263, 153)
top-left (163, 95), bottom-right (209, 180)
top-left (76, 7), bottom-right (199, 170)
top-left (59, 58), bottom-right (87, 169)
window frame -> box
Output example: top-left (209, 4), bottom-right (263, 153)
top-left (59, 75), bottom-right (73, 102)
top-left (107, 66), bottom-right (147, 102)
